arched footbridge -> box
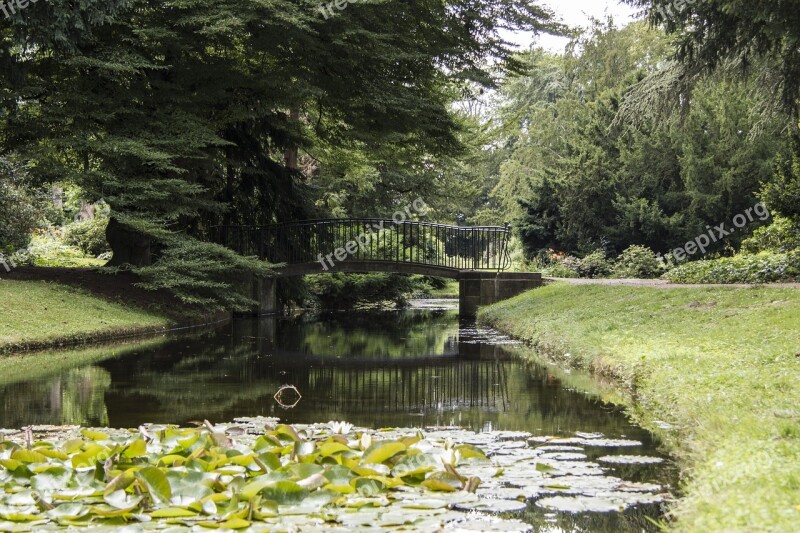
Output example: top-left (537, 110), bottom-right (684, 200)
top-left (215, 219), bottom-right (542, 316)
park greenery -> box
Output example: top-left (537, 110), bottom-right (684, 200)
top-left (0, 0), bottom-right (798, 308)
top-left (480, 283), bottom-right (800, 531)
top-left (0, 281), bottom-right (170, 354)
top-left (2, 3), bottom-right (800, 528)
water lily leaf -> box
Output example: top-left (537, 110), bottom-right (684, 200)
top-left (80, 430), bottom-right (109, 441)
top-left (104, 470), bottom-right (135, 496)
top-left (46, 503), bottom-right (88, 519)
top-left (257, 452), bottom-right (280, 471)
top-left (535, 463), bottom-right (559, 474)
top-left (176, 433), bottom-right (199, 451)
top-left (229, 455), bottom-right (255, 468)
top-left (10, 449), bottom-right (48, 464)
top-left (70, 444), bottom-right (108, 469)
top-left (260, 480), bottom-right (309, 505)
top-left (0, 459), bottom-right (22, 471)
top-left (90, 503), bottom-right (138, 517)
top-left (31, 466), bottom-right (71, 492)
top-left (122, 439), bottom-right (147, 459)
top-left (150, 507), bottom-right (198, 518)
top-left (401, 434), bottom-right (422, 448)
top-left (103, 490), bottom-right (143, 510)
top-left (421, 472), bottom-right (462, 492)
top-left (393, 454), bottom-right (438, 478)
top-left (361, 441), bottom-right (406, 465)
top-left (62, 439), bottom-right (83, 454)
top-left (156, 455), bottom-right (186, 467)
top-left (319, 442), bottom-right (351, 457)
top-left (285, 463), bottom-right (323, 480)
top-left (323, 483), bottom-right (356, 494)
top-left (296, 473), bottom-right (327, 490)
top-left (399, 498), bottom-right (449, 509)
top-left (5, 491), bottom-right (36, 506)
top-left (240, 477), bottom-right (277, 500)
top-left (36, 448), bottom-right (68, 461)
top-left (136, 467), bottom-right (172, 505)
top-left (198, 517), bottom-right (251, 529)
top-left (455, 444), bottom-right (488, 461)
top-left (354, 477), bottom-right (386, 496)
top-left (170, 477), bottom-right (214, 505)
top-left (274, 425), bottom-right (301, 442)
top-left (52, 487), bottom-right (97, 500)
top-left (351, 463), bottom-right (391, 477)
top-left (324, 465), bottom-right (356, 485)
top-left (294, 441), bottom-right (316, 458)
top-left (0, 513), bottom-right (42, 522)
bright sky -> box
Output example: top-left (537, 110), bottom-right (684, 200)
top-left (505, 0), bottom-right (642, 52)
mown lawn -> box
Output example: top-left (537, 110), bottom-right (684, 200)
top-left (479, 283), bottom-right (800, 532)
top-left (0, 280), bottom-right (169, 353)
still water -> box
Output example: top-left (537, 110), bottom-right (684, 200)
top-left (0, 302), bottom-right (676, 531)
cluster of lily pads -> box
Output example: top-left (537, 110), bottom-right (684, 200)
top-left (0, 419), bottom-right (673, 531)
top-left (0, 419), bottom-right (510, 531)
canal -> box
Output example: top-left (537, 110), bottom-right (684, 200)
top-left (0, 301), bottom-right (677, 531)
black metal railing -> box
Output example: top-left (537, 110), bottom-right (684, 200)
top-left (215, 219), bottom-right (511, 271)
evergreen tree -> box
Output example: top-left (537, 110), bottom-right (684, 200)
top-left (0, 0), bottom-right (560, 308)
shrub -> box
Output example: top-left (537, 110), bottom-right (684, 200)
top-left (63, 217), bottom-right (111, 256)
top-left (665, 251), bottom-right (799, 284)
top-left (612, 245), bottom-right (664, 279)
top-left (0, 172), bottom-right (40, 250)
top-left (14, 233), bottom-right (106, 268)
top-left (578, 250), bottom-right (612, 278)
top-left (740, 217), bottom-right (800, 254)
top-left (545, 262), bottom-right (580, 278)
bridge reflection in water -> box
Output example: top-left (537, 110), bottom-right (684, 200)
top-left (0, 309), bottom-right (656, 447)
top-left (228, 312), bottom-right (512, 421)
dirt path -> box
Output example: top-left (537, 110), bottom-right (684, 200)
top-left (545, 277), bottom-right (800, 289)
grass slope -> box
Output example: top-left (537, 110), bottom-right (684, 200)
top-left (0, 280), bottom-right (169, 353)
top-left (479, 283), bottom-right (800, 532)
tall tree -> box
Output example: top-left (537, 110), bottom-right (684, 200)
top-left (0, 0), bottom-right (561, 307)
top-left (622, 0), bottom-right (800, 118)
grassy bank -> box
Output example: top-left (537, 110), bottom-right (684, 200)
top-left (0, 280), bottom-right (171, 353)
top-left (479, 283), bottom-right (800, 532)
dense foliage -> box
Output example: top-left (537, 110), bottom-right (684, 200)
top-left (0, 0), bottom-right (560, 307)
top-left (3, 1), bottom-right (800, 297)
top-left (482, 21), bottom-right (788, 263)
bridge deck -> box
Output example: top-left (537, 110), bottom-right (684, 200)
top-left (216, 219), bottom-right (511, 275)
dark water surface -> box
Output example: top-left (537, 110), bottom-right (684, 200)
top-left (0, 303), bottom-right (676, 531)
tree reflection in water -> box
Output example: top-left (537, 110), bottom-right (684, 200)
top-left (0, 309), bottom-right (676, 531)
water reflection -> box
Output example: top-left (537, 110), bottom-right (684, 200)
top-left (0, 308), bottom-right (676, 531)
top-left (0, 310), bottom-right (658, 442)
top-left (0, 366), bottom-right (111, 428)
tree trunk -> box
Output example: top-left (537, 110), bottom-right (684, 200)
top-left (283, 108), bottom-right (300, 169)
top-left (105, 217), bottom-right (152, 267)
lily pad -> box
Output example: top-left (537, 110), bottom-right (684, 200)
top-left (596, 455), bottom-right (665, 465)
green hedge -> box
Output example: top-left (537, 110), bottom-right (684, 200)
top-left (665, 252), bottom-right (799, 284)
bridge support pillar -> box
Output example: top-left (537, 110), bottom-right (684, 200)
top-left (241, 276), bottom-right (277, 316)
top-left (458, 272), bottom-right (542, 318)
